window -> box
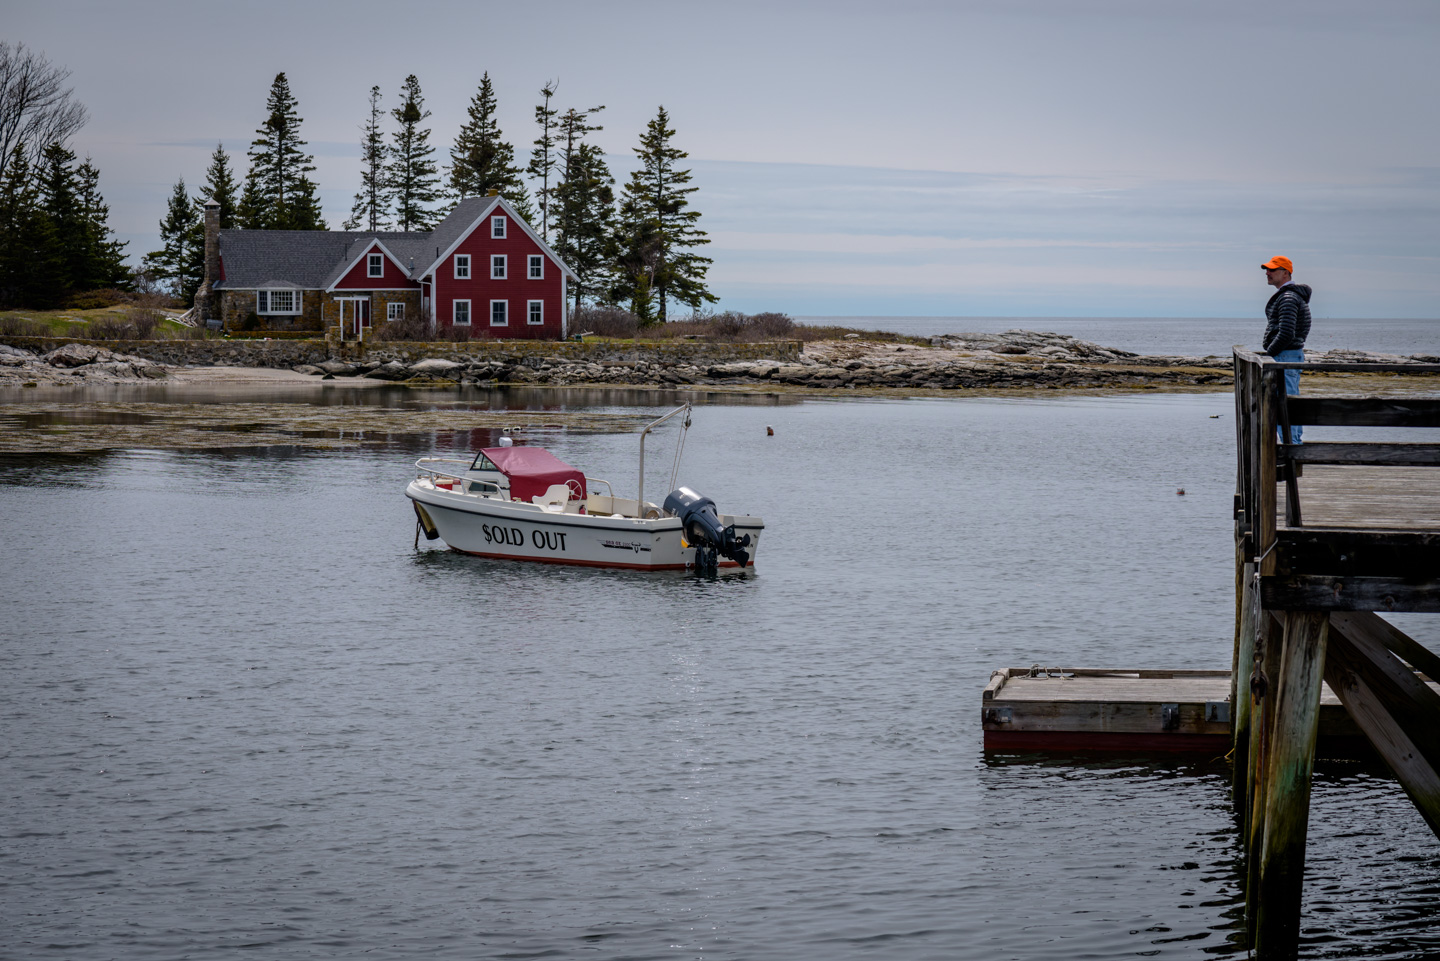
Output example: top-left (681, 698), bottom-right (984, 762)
top-left (367, 253), bottom-right (383, 277)
top-left (528, 300), bottom-right (543, 325)
top-left (491, 216), bottom-right (506, 238)
top-left (490, 300), bottom-right (508, 326)
top-left (453, 300), bottom-right (471, 326)
top-left (257, 289), bottom-right (301, 314)
top-left (528, 255), bottom-right (544, 279)
top-left (387, 302), bottom-right (405, 321)
top-left (491, 255), bottom-right (506, 279)
top-left (454, 254), bottom-right (470, 279)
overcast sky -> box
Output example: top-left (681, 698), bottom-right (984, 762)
top-left (6, 0), bottom-right (1439, 317)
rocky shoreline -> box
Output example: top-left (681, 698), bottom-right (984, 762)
top-left (3, 330), bottom-right (1436, 392)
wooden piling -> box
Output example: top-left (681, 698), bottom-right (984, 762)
top-left (1254, 611), bottom-right (1329, 960)
top-left (1232, 562), bottom-right (1258, 812)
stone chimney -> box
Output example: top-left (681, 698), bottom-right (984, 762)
top-left (195, 201), bottom-right (221, 322)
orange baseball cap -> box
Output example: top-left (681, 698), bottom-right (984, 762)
top-left (1261, 256), bottom-right (1293, 272)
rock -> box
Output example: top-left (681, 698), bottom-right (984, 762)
top-left (844, 332), bottom-right (860, 339)
top-left (44, 343), bottom-right (105, 367)
top-left (292, 364), bottom-right (324, 376)
top-left (365, 361), bottom-right (412, 381)
top-left (411, 358), bottom-right (463, 375)
top-left (316, 360), bottom-right (358, 376)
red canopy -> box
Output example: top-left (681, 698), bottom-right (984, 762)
top-left (481, 446), bottom-right (586, 504)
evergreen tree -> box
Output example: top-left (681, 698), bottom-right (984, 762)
top-left (449, 72), bottom-right (535, 220)
top-left (554, 140), bottom-right (615, 311)
top-left (388, 74), bottom-right (441, 231)
top-left (0, 145), bottom-right (60, 308)
top-left (240, 72), bottom-right (324, 230)
top-left (617, 106), bottom-right (715, 323)
top-left (74, 157), bottom-right (129, 289)
top-left (526, 81), bottom-right (559, 240)
top-left (142, 178), bottom-right (203, 303)
top-left (611, 189), bottom-right (660, 324)
top-left (199, 142), bottom-right (238, 228)
top-left (343, 85), bottom-right (389, 231)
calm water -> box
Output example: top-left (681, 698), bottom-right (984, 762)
top-left (3, 385), bottom-right (1439, 960)
top-left (799, 316), bottom-right (1440, 359)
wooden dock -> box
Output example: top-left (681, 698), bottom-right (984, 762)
top-left (982, 351), bottom-right (1440, 959)
top-left (980, 667), bottom-right (1426, 754)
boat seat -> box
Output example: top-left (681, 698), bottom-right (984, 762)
top-left (532, 483), bottom-right (571, 511)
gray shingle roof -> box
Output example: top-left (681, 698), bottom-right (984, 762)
top-left (214, 197), bottom-right (501, 290)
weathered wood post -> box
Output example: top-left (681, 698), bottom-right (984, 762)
top-left (1254, 611), bottom-right (1329, 960)
top-left (1244, 604), bottom-right (1283, 941)
top-left (1232, 561), bottom-right (1258, 812)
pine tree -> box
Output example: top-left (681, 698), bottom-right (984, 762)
top-left (142, 178), bottom-right (203, 303)
top-left (449, 72), bottom-right (535, 221)
top-left (554, 140), bottom-right (615, 311)
top-left (199, 142), bottom-right (238, 228)
top-left (388, 74), bottom-right (441, 231)
top-left (241, 72), bottom-right (324, 230)
top-left (617, 106), bottom-right (715, 324)
top-left (74, 158), bottom-right (129, 290)
top-left (343, 85), bottom-right (389, 231)
top-left (0, 145), bottom-right (59, 308)
top-left (611, 189), bottom-right (660, 324)
top-left (526, 81), bottom-right (559, 240)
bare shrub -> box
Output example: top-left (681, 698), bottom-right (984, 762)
top-left (84, 316), bottom-right (130, 340)
top-left (0, 315), bottom-right (49, 337)
top-left (574, 306), bottom-right (639, 339)
top-left (436, 324), bottom-right (474, 342)
top-left (750, 312), bottom-right (795, 338)
top-left (126, 308), bottom-right (161, 339)
top-left (373, 312), bottom-right (433, 342)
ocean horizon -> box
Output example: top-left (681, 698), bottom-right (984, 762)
top-left (796, 315), bottom-right (1439, 359)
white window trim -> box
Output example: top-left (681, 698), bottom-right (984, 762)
top-left (490, 299), bottom-right (508, 327)
top-left (367, 253), bottom-right (383, 278)
top-left (527, 299), bottom-right (544, 326)
top-left (491, 254), bottom-right (506, 280)
top-left (256, 289), bottom-right (302, 315)
top-left (454, 254), bottom-right (471, 280)
top-left (528, 255), bottom-right (544, 280)
top-left (453, 299), bottom-right (471, 326)
top-left (492, 216), bottom-right (506, 238)
top-left (387, 302), bottom-right (405, 321)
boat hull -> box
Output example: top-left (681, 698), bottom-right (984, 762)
top-left (407, 480), bottom-right (762, 570)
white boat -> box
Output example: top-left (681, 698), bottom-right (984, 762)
top-left (406, 404), bottom-right (763, 571)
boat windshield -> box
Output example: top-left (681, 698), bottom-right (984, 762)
top-left (471, 452), bottom-right (501, 471)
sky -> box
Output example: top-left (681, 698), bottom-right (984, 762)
top-left (5, 0), bottom-right (1439, 318)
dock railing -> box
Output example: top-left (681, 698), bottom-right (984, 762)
top-left (1231, 347), bottom-right (1440, 958)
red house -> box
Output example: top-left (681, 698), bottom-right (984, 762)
top-left (197, 194), bottom-right (578, 340)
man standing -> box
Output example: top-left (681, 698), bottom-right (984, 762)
top-left (1261, 255), bottom-right (1312, 443)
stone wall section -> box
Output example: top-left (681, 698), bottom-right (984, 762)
top-left (0, 336), bottom-right (803, 370)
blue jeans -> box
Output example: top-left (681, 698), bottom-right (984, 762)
top-left (1273, 348), bottom-right (1303, 444)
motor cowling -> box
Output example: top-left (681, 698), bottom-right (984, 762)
top-left (663, 486), bottom-right (751, 570)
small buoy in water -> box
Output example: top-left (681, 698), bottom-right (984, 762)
top-left (766, 425), bottom-right (774, 436)
top-left (499, 434), bottom-right (513, 447)
top-left (1177, 488), bottom-right (1186, 496)
top-left (1209, 414), bottom-right (1220, 419)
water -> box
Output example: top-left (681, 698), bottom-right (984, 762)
top-left (798, 316), bottom-right (1440, 359)
top-left (3, 386), bottom-right (1439, 960)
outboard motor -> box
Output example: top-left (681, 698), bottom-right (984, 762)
top-left (664, 486), bottom-right (752, 573)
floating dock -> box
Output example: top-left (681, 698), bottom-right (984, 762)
top-left (981, 666), bottom-right (1436, 754)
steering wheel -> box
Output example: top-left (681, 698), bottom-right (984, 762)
top-left (565, 478), bottom-right (584, 500)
